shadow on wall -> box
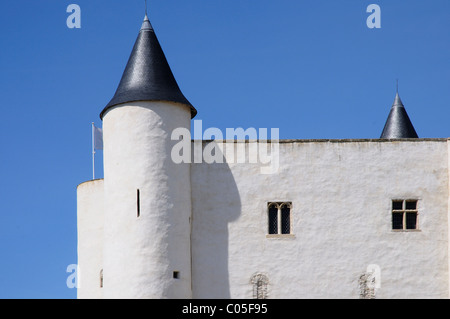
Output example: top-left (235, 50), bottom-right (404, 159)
top-left (190, 140), bottom-right (241, 298)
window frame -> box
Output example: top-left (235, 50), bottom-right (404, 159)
top-left (391, 199), bottom-right (420, 232)
top-left (266, 202), bottom-right (294, 238)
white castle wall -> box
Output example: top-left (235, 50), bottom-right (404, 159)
top-left (447, 140), bottom-right (450, 296)
top-left (101, 101), bottom-right (193, 298)
top-left (191, 139), bottom-right (449, 298)
top-left (77, 139), bottom-right (450, 298)
top-left (77, 178), bottom-right (104, 299)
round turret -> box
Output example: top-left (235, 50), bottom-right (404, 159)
top-left (101, 14), bottom-right (195, 298)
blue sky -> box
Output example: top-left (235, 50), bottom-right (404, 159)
top-left (0, 1), bottom-right (449, 298)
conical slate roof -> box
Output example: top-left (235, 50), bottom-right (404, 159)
top-left (380, 93), bottom-right (418, 139)
top-left (100, 14), bottom-right (197, 119)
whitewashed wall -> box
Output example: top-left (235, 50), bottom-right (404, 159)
top-left (77, 179), bottom-right (104, 299)
top-left (78, 139), bottom-right (449, 298)
top-left (191, 139), bottom-right (449, 298)
top-left (101, 101), bottom-right (193, 298)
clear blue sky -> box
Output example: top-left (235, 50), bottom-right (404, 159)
top-left (0, 1), bottom-right (449, 298)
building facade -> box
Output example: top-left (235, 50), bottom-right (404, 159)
top-left (76, 14), bottom-right (450, 299)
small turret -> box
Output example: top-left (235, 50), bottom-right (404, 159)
top-left (380, 92), bottom-right (418, 139)
top-left (100, 14), bottom-right (197, 119)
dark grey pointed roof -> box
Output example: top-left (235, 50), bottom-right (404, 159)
top-left (100, 14), bottom-right (197, 119)
top-left (380, 92), bottom-right (418, 139)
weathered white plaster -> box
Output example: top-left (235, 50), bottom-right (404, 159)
top-left (447, 139), bottom-right (450, 297)
top-left (191, 139), bottom-right (449, 298)
top-left (101, 101), bottom-right (193, 299)
top-left (77, 178), bottom-right (104, 299)
top-left (78, 138), bottom-right (450, 299)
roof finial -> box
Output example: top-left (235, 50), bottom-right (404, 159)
top-left (396, 78), bottom-right (398, 93)
top-left (141, 1), bottom-right (153, 31)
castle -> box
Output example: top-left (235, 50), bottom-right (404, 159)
top-left (76, 14), bottom-right (450, 299)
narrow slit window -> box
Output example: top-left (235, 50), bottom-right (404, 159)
top-left (173, 271), bottom-right (180, 279)
top-left (137, 189), bottom-right (140, 218)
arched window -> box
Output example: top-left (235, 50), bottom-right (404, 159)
top-left (267, 202), bottom-right (292, 235)
top-left (280, 203), bottom-right (291, 234)
top-left (359, 273), bottom-right (375, 299)
top-left (268, 203), bottom-right (278, 234)
top-left (250, 273), bottom-right (269, 299)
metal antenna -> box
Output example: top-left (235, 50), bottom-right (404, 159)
top-left (145, 0), bottom-right (148, 15)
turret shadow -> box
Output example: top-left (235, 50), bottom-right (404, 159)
top-left (190, 140), bottom-right (241, 298)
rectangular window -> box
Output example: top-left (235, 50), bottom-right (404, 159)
top-left (405, 200), bottom-right (417, 210)
top-left (392, 212), bottom-right (403, 229)
top-left (392, 200), bottom-right (403, 210)
top-left (405, 212), bottom-right (417, 229)
top-left (392, 199), bottom-right (418, 230)
top-left (137, 189), bottom-right (140, 218)
top-left (267, 202), bottom-right (292, 235)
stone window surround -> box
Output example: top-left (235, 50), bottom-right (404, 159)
top-left (391, 199), bottom-right (421, 232)
top-left (266, 202), bottom-right (294, 238)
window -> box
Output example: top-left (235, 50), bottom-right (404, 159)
top-left (268, 204), bottom-right (278, 234)
top-left (267, 202), bottom-right (292, 235)
top-left (392, 199), bottom-right (418, 230)
top-left (359, 273), bottom-right (375, 299)
top-left (137, 189), bottom-right (140, 218)
top-left (250, 273), bottom-right (269, 299)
